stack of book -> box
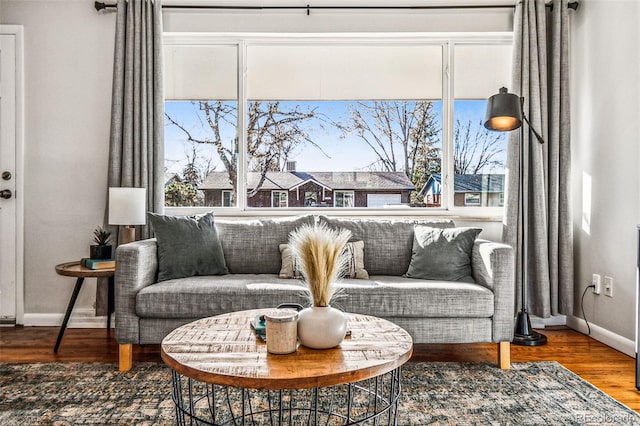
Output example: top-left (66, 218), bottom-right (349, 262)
top-left (81, 258), bottom-right (116, 270)
top-left (250, 314), bottom-right (267, 342)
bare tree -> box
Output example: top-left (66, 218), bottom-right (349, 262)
top-left (165, 101), bottom-right (324, 200)
top-left (342, 102), bottom-right (506, 205)
top-left (245, 101), bottom-right (328, 196)
top-left (339, 100), bottom-right (441, 201)
top-left (454, 119), bottom-right (505, 175)
top-left (182, 144), bottom-right (214, 185)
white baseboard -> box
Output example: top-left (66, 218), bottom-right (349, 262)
top-left (23, 308), bottom-right (110, 328)
top-left (530, 314), bottom-right (567, 329)
top-left (567, 314), bottom-right (635, 358)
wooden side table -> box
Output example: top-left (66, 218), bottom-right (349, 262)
top-left (53, 261), bottom-right (116, 353)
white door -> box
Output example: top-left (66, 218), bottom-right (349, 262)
top-left (0, 30), bottom-right (21, 325)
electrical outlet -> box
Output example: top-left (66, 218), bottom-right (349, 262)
top-left (592, 274), bottom-right (601, 295)
top-left (604, 276), bottom-right (613, 298)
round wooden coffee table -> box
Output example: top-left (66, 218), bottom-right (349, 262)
top-left (161, 309), bottom-right (413, 425)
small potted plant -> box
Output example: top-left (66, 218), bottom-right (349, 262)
top-left (90, 226), bottom-right (113, 260)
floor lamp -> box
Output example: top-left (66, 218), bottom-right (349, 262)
top-left (484, 87), bottom-right (547, 346)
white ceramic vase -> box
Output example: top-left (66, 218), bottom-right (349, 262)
top-left (297, 306), bottom-right (348, 349)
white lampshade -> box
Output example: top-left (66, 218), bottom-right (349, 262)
top-left (108, 187), bottom-right (147, 226)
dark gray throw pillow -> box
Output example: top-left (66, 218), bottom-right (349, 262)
top-left (405, 226), bottom-right (482, 282)
top-left (148, 212), bottom-right (228, 282)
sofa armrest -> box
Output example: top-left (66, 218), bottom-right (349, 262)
top-left (114, 238), bottom-right (158, 344)
top-left (471, 239), bottom-right (515, 342)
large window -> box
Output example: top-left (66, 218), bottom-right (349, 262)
top-left (243, 44), bottom-right (442, 209)
top-left (163, 36), bottom-right (512, 215)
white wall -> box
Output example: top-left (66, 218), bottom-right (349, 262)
top-left (2, 0), bottom-right (116, 320)
top-left (0, 0), bottom-right (507, 324)
top-left (571, 0), bottom-right (640, 342)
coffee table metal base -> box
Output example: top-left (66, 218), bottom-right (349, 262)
top-left (170, 367), bottom-right (402, 426)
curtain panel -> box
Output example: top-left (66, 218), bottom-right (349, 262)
top-left (108, 0), bottom-right (164, 236)
top-left (98, 0), bottom-right (164, 316)
top-left (504, 0), bottom-right (573, 318)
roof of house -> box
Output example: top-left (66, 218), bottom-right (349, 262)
top-left (164, 173), bottom-right (181, 186)
top-left (420, 173), bottom-right (505, 195)
top-left (199, 171), bottom-right (415, 191)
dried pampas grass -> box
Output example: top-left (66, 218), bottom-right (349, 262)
top-left (288, 223), bottom-right (352, 307)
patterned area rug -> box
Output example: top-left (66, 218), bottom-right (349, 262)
top-left (0, 361), bottom-right (638, 425)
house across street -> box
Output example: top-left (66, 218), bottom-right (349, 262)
top-left (199, 170), bottom-right (415, 208)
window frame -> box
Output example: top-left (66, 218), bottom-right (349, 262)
top-left (334, 191), bottom-right (355, 208)
top-left (271, 190), bottom-right (289, 208)
top-left (221, 190), bottom-right (232, 207)
top-left (163, 32), bottom-right (512, 219)
top-left (464, 192), bottom-right (482, 207)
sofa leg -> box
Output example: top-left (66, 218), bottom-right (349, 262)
top-left (498, 341), bottom-right (511, 370)
top-left (119, 343), bottom-right (133, 372)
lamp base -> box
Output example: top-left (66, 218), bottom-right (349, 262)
top-left (513, 311), bottom-right (547, 346)
top-left (119, 226), bottom-right (136, 245)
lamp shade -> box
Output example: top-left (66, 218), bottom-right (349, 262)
top-left (108, 187), bottom-right (147, 225)
top-left (484, 87), bottom-right (523, 131)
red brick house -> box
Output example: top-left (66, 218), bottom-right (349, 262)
top-left (199, 171), bottom-right (415, 208)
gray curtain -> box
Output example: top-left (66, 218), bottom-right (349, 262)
top-left (98, 0), bottom-right (164, 316)
top-left (108, 0), bottom-right (164, 233)
top-left (504, 0), bottom-right (573, 318)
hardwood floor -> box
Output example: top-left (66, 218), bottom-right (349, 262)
top-left (1, 325), bottom-right (638, 412)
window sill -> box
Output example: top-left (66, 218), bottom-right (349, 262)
top-left (163, 206), bottom-right (504, 222)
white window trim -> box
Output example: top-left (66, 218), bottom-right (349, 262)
top-left (163, 32), bottom-right (512, 220)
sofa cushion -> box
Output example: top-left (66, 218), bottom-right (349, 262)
top-left (215, 215), bottom-right (315, 274)
top-left (279, 241), bottom-right (369, 279)
top-left (135, 274), bottom-right (493, 319)
top-left (147, 212), bottom-right (228, 282)
top-left (338, 275), bottom-right (494, 318)
top-left (405, 226), bottom-right (482, 282)
top-left (137, 275), bottom-right (309, 318)
top-left (318, 216), bottom-right (454, 276)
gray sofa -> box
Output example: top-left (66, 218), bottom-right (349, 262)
top-left (115, 215), bottom-right (514, 371)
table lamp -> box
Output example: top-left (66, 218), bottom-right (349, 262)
top-left (108, 187), bottom-right (146, 245)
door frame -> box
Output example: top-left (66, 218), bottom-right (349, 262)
top-left (1, 25), bottom-right (25, 325)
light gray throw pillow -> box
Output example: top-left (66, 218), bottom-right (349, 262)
top-left (279, 241), bottom-right (369, 279)
top-left (148, 211), bottom-right (228, 282)
top-left (405, 226), bottom-right (481, 282)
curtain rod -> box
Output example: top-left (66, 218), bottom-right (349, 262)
top-left (94, 1), bottom-right (579, 13)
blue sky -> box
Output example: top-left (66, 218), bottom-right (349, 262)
top-left (164, 99), bottom-right (504, 176)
